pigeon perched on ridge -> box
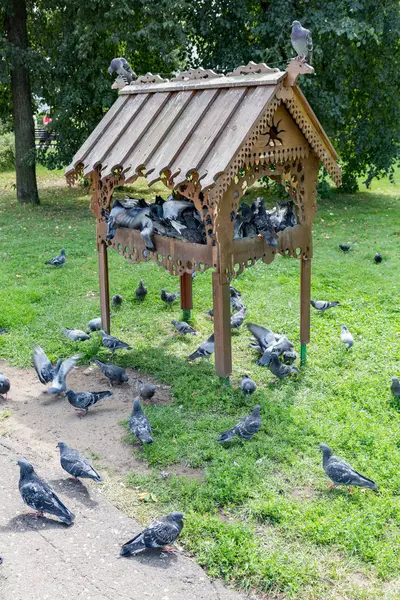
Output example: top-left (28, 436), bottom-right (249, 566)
top-left (62, 328), bottom-right (90, 342)
top-left (129, 398), bottom-right (153, 444)
top-left (339, 244), bottom-right (351, 253)
top-left (0, 372), bottom-right (10, 400)
top-left (231, 307), bottom-right (246, 329)
top-left (319, 443), bottom-right (378, 490)
top-left (139, 383), bottom-right (158, 401)
top-left (161, 289), bottom-right (180, 308)
top-left (57, 442), bottom-right (102, 482)
top-left (171, 320), bottom-right (197, 335)
top-left (374, 253), bottom-right (382, 264)
top-left (99, 330), bottom-right (132, 356)
top-left (291, 21), bottom-right (313, 65)
top-left (240, 375), bottom-right (256, 397)
top-left (108, 57), bottom-right (136, 84)
top-left (112, 294), bottom-right (123, 307)
top-left (136, 280), bottom-right (147, 302)
top-left (268, 354), bottom-right (299, 379)
top-left (47, 354), bottom-right (80, 395)
top-left (218, 405), bottom-right (261, 442)
top-left (32, 345), bottom-right (61, 385)
top-left (391, 377), bottom-right (400, 397)
top-left (18, 458), bottom-right (75, 525)
top-left (188, 334), bottom-right (215, 361)
top-left (66, 389), bottom-right (112, 417)
top-left (45, 248), bottom-right (66, 267)
top-left (120, 512), bottom-right (184, 556)
top-left (340, 324), bottom-right (354, 349)
top-left (92, 359), bottom-right (129, 386)
top-left (310, 300), bottom-right (340, 313)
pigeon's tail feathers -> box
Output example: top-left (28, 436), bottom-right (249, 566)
top-left (89, 468), bottom-right (103, 483)
top-left (140, 431), bottom-right (154, 444)
top-left (94, 390), bottom-right (113, 401)
top-left (55, 499), bottom-right (75, 525)
top-left (120, 532), bottom-right (145, 556)
top-left (217, 427), bottom-right (236, 443)
top-left (353, 472), bottom-right (378, 490)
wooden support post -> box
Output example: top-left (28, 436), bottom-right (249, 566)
top-left (98, 238), bottom-right (110, 334)
top-left (180, 272), bottom-right (193, 321)
top-left (212, 272), bottom-right (232, 378)
top-left (300, 256), bottom-right (311, 365)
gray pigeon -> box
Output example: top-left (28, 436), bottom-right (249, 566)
top-left (310, 300), bottom-right (340, 313)
top-left (32, 345), bottom-right (61, 384)
top-left (171, 320), bottom-right (197, 335)
top-left (136, 280), bottom-right (147, 302)
top-left (120, 512), bottom-right (184, 556)
top-left (391, 377), bottom-right (400, 397)
top-left (45, 248), bottom-right (66, 267)
top-left (319, 443), bottom-right (378, 490)
top-left (340, 324), bottom-right (354, 349)
top-left (129, 397), bottom-right (153, 443)
top-left (240, 375), bottom-right (256, 397)
top-left (108, 57), bottom-right (136, 84)
top-left (0, 372), bottom-right (10, 399)
top-left (230, 286), bottom-right (242, 298)
top-left (0, 328), bottom-right (8, 334)
top-left (291, 21), bottom-right (313, 64)
top-left (258, 337), bottom-right (294, 367)
top-left (47, 354), bottom-right (80, 395)
top-left (268, 354), bottom-right (299, 379)
top-left (231, 296), bottom-right (244, 313)
top-left (247, 322), bottom-right (276, 351)
top-left (66, 389), bottom-right (113, 417)
top-left (93, 359), bottom-right (129, 386)
top-left (230, 307), bottom-right (246, 329)
top-left (112, 294), bottom-right (123, 307)
top-left (161, 289), bottom-right (180, 308)
top-left (86, 317), bottom-right (102, 334)
top-left (99, 330), bottom-right (132, 356)
top-left (57, 442), bottom-right (102, 482)
top-left (62, 328), bottom-right (90, 342)
top-left (188, 334), bottom-right (215, 360)
top-left (18, 458), bottom-right (75, 525)
top-left (282, 348), bottom-right (298, 364)
top-left (139, 383), bottom-right (158, 401)
top-left (218, 405), bottom-right (261, 442)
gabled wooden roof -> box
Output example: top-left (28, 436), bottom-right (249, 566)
top-left (65, 62), bottom-right (341, 189)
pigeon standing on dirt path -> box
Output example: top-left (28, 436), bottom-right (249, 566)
top-left (18, 458), bottom-right (75, 525)
top-left (136, 280), bottom-right (147, 302)
top-left (0, 372), bottom-right (10, 400)
top-left (319, 443), bottom-right (378, 490)
top-left (99, 330), bottom-right (132, 356)
top-left (129, 397), bottom-right (153, 443)
top-left (45, 248), bottom-right (66, 267)
top-left (92, 359), bottom-right (129, 386)
top-left (62, 328), bottom-right (90, 342)
top-left (66, 389), bottom-right (112, 417)
top-left (240, 375), bottom-right (256, 397)
top-left (120, 512), bottom-right (184, 556)
top-left (310, 300), bottom-right (340, 314)
top-left (391, 377), bottom-right (400, 397)
top-left (57, 442), bottom-right (102, 482)
top-left (218, 405), bottom-right (261, 443)
top-left (161, 289), bottom-right (180, 308)
top-left (139, 383), bottom-right (158, 401)
top-left (171, 320), bottom-right (197, 335)
top-left (340, 324), bottom-right (354, 349)
top-left (188, 334), bottom-right (215, 361)
top-left (268, 354), bottom-right (299, 379)
top-left (47, 355), bottom-right (80, 395)
top-left (291, 21), bottom-right (313, 64)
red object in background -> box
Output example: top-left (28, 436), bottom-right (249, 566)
top-left (43, 115), bottom-right (52, 126)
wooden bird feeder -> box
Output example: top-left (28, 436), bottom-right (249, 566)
top-left (66, 59), bottom-right (341, 378)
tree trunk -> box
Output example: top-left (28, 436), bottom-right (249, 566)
top-left (5, 0), bottom-right (39, 204)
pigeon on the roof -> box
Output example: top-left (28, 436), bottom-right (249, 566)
top-left (340, 324), bottom-right (354, 349)
top-left (120, 512), bottom-right (184, 556)
top-left (62, 328), bottom-right (90, 342)
top-left (291, 21), bottom-right (313, 65)
top-left (161, 289), bottom-right (180, 308)
top-left (319, 443), bottom-right (378, 490)
top-left (92, 359), bottom-right (129, 386)
top-left (18, 458), bottom-right (75, 525)
top-left (112, 294), bottom-right (123, 307)
top-left (268, 354), bottom-right (299, 379)
top-left (230, 307), bottom-right (246, 329)
top-left (240, 375), bottom-right (256, 397)
top-left (171, 320), bottom-right (197, 335)
top-left (310, 300), bottom-right (340, 313)
top-left (136, 280), bottom-right (147, 302)
top-left (57, 442), bottom-right (102, 482)
top-left (391, 377), bottom-right (400, 397)
top-left (99, 330), bottom-right (132, 356)
top-left (339, 244), bottom-right (351, 253)
top-left (188, 334), bottom-right (215, 361)
top-left (0, 372), bottom-right (10, 400)
top-left (374, 253), bottom-right (383, 264)
top-left (47, 354), bottom-right (80, 395)
top-left (139, 383), bottom-right (158, 401)
top-left (45, 248), bottom-right (66, 267)
top-left (108, 57), bottom-right (136, 84)
top-left (218, 405), bottom-right (261, 442)
top-left (32, 345), bottom-right (61, 385)
top-left (129, 397), bottom-right (153, 444)
top-left (66, 389), bottom-right (112, 417)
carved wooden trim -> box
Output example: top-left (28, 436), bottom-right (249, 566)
top-left (228, 62), bottom-right (280, 76)
top-left (171, 68), bottom-right (224, 81)
top-left (136, 73), bottom-right (168, 84)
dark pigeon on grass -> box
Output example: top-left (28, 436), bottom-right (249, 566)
top-left (230, 307), bottom-right (246, 329)
top-left (282, 348), bottom-right (298, 364)
top-left (18, 458), bottom-right (75, 525)
top-left (120, 512), bottom-right (184, 556)
top-left (240, 375), bottom-right (256, 397)
top-left (391, 377), bottom-right (400, 397)
top-left (230, 286), bottom-right (242, 298)
top-left (112, 294), bottom-right (123, 307)
top-left (108, 57), bottom-right (136, 84)
top-left (66, 389), bottom-right (112, 417)
top-left (136, 280), bottom-right (147, 302)
top-left (188, 334), bottom-right (214, 361)
top-left (205, 308), bottom-right (214, 319)
top-left (92, 359), bottom-right (129, 386)
top-left (339, 244), bottom-right (351, 253)
top-left (319, 443), bottom-right (378, 490)
top-left (374, 253), bottom-right (383, 264)
top-left (171, 320), bottom-right (197, 335)
top-left (291, 21), bottom-right (313, 64)
top-left (268, 354), bottom-right (299, 379)
top-left (230, 296), bottom-right (244, 313)
top-left (247, 323), bottom-right (276, 352)
top-left (310, 300), bottom-right (340, 313)
top-left (129, 397), bottom-right (153, 443)
top-left (0, 328), bottom-right (8, 335)
top-left (161, 289), bottom-right (180, 308)
top-left (139, 382), bottom-right (158, 401)
top-left (99, 330), bottom-right (132, 356)
top-left (45, 248), bottom-right (66, 267)
top-left (0, 372), bottom-right (10, 400)
top-left (57, 442), bottom-right (102, 482)
top-left (32, 345), bottom-right (61, 385)
top-left (46, 354), bottom-right (80, 395)
top-left (340, 324), bottom-right (354, 349)
top-left (62, 328), bottom-right (90, 342)
top-left (218, 405), bottom-right (261, 443)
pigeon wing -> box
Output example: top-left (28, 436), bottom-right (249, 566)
top-left (32, 345), bottom-right (54, 384)
top-left (144, 519), bottom-right (179, 547)
top-left (247, 323), bottom-right (275, 350)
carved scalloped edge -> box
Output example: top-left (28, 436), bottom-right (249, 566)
top-left (136, 73), bottom-right (168, 84)
top-left (171, 67), bottom-right (224, 82)
top-left (227, 61), bottom-right (280, 77)
top-left (112, 76), bottom-right (128, 90)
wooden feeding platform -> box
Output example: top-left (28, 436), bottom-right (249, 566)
top-left (65, 59), bottom-right (341, 378)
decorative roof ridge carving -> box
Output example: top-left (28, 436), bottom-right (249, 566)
top-left (227, 61), bottom-right (280, 76)
top-left (171, 67), bottom-right (224, 82)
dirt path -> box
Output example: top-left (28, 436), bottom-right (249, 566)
top-left (0, 362), bottom-right (250, 600)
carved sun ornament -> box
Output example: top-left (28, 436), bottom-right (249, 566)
top-left (261, 118), bottom-right (285, 147)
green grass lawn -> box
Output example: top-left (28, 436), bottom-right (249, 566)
top-left (1, 166), bottom-right (400, 599)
